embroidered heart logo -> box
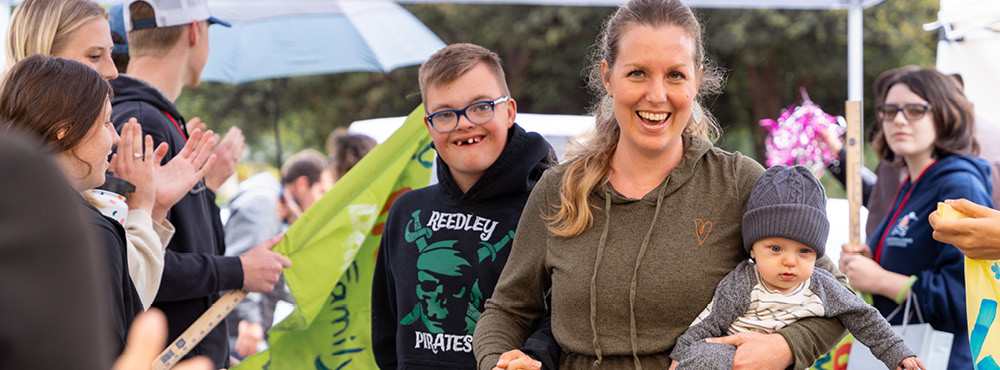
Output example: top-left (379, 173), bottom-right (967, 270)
top-left (695, 218), bottom-right (712, 245)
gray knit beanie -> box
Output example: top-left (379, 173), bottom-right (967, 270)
top-left (742, 165), bottom-right (829, 258)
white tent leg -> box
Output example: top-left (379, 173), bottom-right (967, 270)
top-left (847, 0), bottom-right (863, 103)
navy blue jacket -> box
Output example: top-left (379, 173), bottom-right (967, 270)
top-left (371, 124), bottom-right (560, 369)
top-left (868, 154), bottom-right (993, 370)
top-left (110, 75), bottom-right (244, 369)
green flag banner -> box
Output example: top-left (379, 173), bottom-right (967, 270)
top-left (234, 105), bottom-right (434, 370)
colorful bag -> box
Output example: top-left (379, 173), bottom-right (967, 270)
top-left (810, 334), bottom-right (853, 370)
top-left (966, 258), bottom-right (1000, 370)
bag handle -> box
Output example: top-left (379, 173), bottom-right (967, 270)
top-left (883, 292), bottom-right (926, 332)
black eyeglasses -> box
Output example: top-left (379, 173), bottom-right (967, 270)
top-left (876, 104), bottom-right (931, 122)
top-left (425, 96), bottom-right (509, 133)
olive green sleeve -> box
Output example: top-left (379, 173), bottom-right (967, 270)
top-left (473, 171), bottom-right (556, 370)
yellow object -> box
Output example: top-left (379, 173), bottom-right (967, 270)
top-left (933, 203), bottom-right (1000, 368)
top-left (937, 204), bottom-right (1000, 368)
top-left (965, 258), bottom-right (1000, 369)
top-left (937, 202), bottom-right (970, 220)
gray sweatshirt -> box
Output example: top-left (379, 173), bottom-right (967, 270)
top-left (672, 260), bottom-right (914, 369)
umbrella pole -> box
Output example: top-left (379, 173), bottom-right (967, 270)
top-left (272, 79), bottom-right (282, 168)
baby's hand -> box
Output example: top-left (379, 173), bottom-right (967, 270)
top-left (896, 356), bottom-right (926, 370)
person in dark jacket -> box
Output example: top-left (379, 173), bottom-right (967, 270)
top-left (112, 1), bottom-right (289, 367)
top-left (0, 127), bottom-right (112, 370)
top-left (0, 55), bottom-right (141, 358)
top-left (839, 67), bottom-right (993, 370)
top-left (822, 69), bottom-right (1000, 238)
top-left (371, 43), bottom-right (559, 370)
top-left (0, 129), bottom-right (216, 370)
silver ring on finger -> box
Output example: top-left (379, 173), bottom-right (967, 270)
top-left (133, 152), bottom-right (143, 159)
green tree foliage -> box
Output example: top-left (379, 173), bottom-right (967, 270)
top-left (177, 4), bottom-right (613, 166)
top-left (700, 0), bottom-right (938, 160)
top-left (176, 1), bottom-right (938, 175)
top-left (697, 0), bottom-right (937, 195)
top-left (176, 66), bottom-right (424, 166)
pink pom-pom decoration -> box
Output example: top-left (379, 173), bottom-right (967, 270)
top-left (760, 88), bottom-right (845, 176)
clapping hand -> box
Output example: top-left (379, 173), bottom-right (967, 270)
top-left (110, 118), bottom-right (163, 215)
top-left (150, 128), bottom-right (217, 223)
top-left (204, 125), bottom-right (245, 192)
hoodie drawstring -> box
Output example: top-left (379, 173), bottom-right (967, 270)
top-left (590, 182), bottom-right (667, 369)
top-left (629, 182), bottom-right (667, 370)
top-left (589, 191), bottom-right (612, 366)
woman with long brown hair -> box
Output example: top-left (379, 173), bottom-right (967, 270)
top-left (839, 67), bottom-right (991, 370)
top-left (6, 0), bottom-right (216, 309)
top-left (473, 1), bottom-right (849, 369)
top-left (0, 55), bottom-right (146, 357)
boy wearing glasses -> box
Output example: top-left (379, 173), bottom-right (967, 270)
top-left (371, 43), bottom-right (558, 369)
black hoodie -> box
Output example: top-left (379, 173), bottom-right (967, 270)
top-left (110, 75), bottom-right (243, 369)
top-left (372, 124), bottom-right (559, 369)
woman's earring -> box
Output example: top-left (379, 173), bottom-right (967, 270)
top-left (691, 102), bottom-right (703, 125)
top-left (601, 95), bottom-right (614, 121)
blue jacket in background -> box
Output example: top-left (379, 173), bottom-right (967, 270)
top-left (868, 153), bottom-right (994, 370)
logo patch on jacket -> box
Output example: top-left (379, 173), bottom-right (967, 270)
top-left (885, 211), bottom-right (918, 247)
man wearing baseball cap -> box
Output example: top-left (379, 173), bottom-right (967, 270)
top-left (110, 1), bottom-right (289, 368)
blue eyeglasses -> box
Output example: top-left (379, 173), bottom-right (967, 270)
top-left (425, 96), bottom-right (509, 133)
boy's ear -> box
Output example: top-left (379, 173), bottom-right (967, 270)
top-left (749, 248), bottom-right (756, 260)
top-left (505, 98), bottom-right (517, 128)
top-left (423, 116), bottom-right (436, 133)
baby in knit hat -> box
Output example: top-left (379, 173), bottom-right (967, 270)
top-left (669, 165), bottom-right (925, 370)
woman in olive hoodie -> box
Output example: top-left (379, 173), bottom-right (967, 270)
top-left (473, 1), bottom-right (849, 369)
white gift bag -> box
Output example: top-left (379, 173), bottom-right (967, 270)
top-left (847, 293), bottom-right (953, 370)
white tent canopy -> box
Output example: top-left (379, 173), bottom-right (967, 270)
top-left (932, 0), bottom-right (1000, 126)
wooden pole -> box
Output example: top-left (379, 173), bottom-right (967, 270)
top-left (845, 101), bottom-right (863, 246)
top-left (153, 290), bottom-right (249, 370)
